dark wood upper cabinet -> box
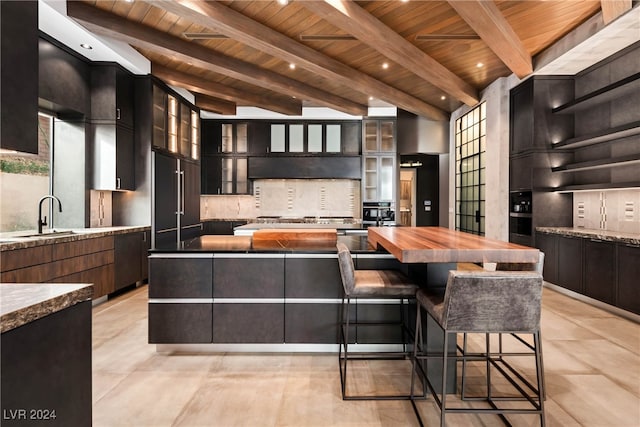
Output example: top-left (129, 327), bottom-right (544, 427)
top-left (1, 1), bottom-right (38, 154)
top-left (91, 64), bottom-right (134, 128)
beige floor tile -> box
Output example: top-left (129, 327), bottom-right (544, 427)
top-left (174, 373), bottom-right (287, 427)
top-left (88, 284), bottom-right (640, 427)
top-left (547, 374), bottom-right (640, 426)
top-left (93, 371), bottom-right (204, 427)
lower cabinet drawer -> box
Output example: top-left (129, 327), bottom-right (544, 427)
top-left (212, 303), bottom-right (284, 343)
top-left (285, 303), bottom-right (342, 344)
top-left (148, 303), bottom-right (212, 343)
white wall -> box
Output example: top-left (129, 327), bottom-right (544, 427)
top-left (201, 179), bottom-right (361, 220)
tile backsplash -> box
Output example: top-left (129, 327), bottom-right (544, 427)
top-left (90, 190), bottom-right (112, 228)
top-left (574, 189), bottom-right (640, 233)
top-left (201, 179), bottom-right (361, 220)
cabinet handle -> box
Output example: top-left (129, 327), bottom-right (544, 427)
top-left (142, 232), bottom-right (147, 242)
top-left (180, 170), bottom-right (185, 215)
top-left (590, 239), bottom-right (604, 243)
top-left (116, 177), bottom-right (121, 189)
top-left (116, 108), bottom-right (121, 120)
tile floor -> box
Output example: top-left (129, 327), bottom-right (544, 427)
top-left (92, 285), bottom-right (640, 426)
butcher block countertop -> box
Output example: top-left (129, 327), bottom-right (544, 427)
top-left (368, 226), bottom-right (540, 264)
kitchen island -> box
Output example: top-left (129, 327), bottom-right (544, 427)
top-left (1, 283), bottom-right (93, 426)
top-left (148, 230), bottom-right (417, 352)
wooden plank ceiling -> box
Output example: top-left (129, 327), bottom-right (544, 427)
top-left (68, 0), bottom-right (602, 119)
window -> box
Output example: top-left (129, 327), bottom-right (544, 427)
top-left (167, 95), bottom-right (178, 153)
top-left (455, 102), bottom-right (486, 235)
top-left (0, 113), bottom-right (52, 232)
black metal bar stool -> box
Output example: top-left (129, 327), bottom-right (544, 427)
top-left (410, 270), bottom-right (546, 426)
top-left (336, 242), bottom-right (419, 400)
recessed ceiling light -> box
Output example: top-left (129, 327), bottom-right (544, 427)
top-left (277, 0), bottom-right (289, 5)
top-left (476, 62), bottom-right (484, 68)
top-left (289, 63), bottom-right (296, 70)
top-left (80, 43), bottom-right (93, 50)
top-left (441, 95), bottom-right (446, 100)
top-left (369, 96), bottom-right (374, 101)
top-left (382, 62), bottom-right (389, 70)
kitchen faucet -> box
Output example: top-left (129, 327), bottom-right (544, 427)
top-left (38, 195), bottom-right (63, 234)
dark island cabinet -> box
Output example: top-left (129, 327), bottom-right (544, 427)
top-left (213, 303), bottom-right (284, 343)
top-left (584, 239), bottom-right (616, 305)
top-left (149, 255), bottom-right (213, 298)
top-left (285, 254), bottom-right (341, 298)
top-left (212, 255), bottom-right (285, 343)
top-left (556, 235), bottom-right (583, 293)
top-left (213, 255), bottom-right (284, 298)
top-left (148, 254), bottom-right (213, 344)
top-left (202, 220), bottom-right (248, 235)
top-left (617, 244), bottom-right (640, 314)
top-left (284, 255), bottom-right (343, 344)
top-left (149, 303), bottom-right (212, 344)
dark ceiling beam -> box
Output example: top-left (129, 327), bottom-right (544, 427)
top-left (151, 63), bottom-right (302, 116)
top-left (66, 2), bottom-right (366, 116)
top-left (447, 0), bottom-right (533, 78)
top-left (302, 0), bottom-right (479, 107)
top-left (149, 0), bottom-right (449, 121)
top-left (600, 0), bottom-right (632, 24)
top-left (194, 94), bottom-right (236, 116)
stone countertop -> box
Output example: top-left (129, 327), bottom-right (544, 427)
top-left (150, 234), bottom-right (376, 254)
top-left (0, 225), bottom-right (150, 251)
top-left (0, 283), bottom-right (93, 333)
top-left (536, 227), bottom-right (640, 245)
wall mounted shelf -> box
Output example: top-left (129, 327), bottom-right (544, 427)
top-left (552, 153), bottom-right (640, 173)
top-left (553, 181), bottom-right (640, 193)
top-left (552, 72), bottom-right (640, 114)
top-left (552, 121), bottom-right (640, 150)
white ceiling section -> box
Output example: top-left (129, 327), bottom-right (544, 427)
top-left (38, 0), bottom-right (150, 75)
top-left (534, 5), bottom-right (640, 75)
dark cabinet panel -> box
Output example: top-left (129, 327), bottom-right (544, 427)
top-left (285, 303), bottom-right (341, 344)
top-left (213, 256), bottom-right (284, 298)
top-left (202, 220), bottom-right (247, 235)
top-left (201, 156), bottom-right (221, 195)
top-left (114, 232), bottom-right (142, 290)
top-left (213, 303), bottom-right (284, 343)
top-left (149, 257), bottom-right (213, 298)
top-left (115, 125), bottom-right (135, 190)
top-left (149, 303), bottom-right (212, 343)
top-left (90, 64), bottom-right (134, 127)
top-left (557, 236), bottom-right (583, 293)
top-left (357, 303), bottom-right (406, 344)
top-left (248, 122), bottom-right (270, 154)
top-left (355, 255), bottom-right (405, 271)
top-left (285, 256), bottom-right (342, 298)
top-left (535, 232), bottom-right (558, 284)
top-left (342, 122), bottom-right (361, 154)
top-left (1, 302), bottom-right (92, 426)
top-left (248, 156), bottom-right (361, 179)
top-left (141, 230), bottom-right (150, 281)
top-left (584, 239), bottom-right (616, 304)
top-left (1, 1), bottom-right (38, 153)
top-left (617, 244), bottom-right (640, 314)
top-left (182, 160), bottom-right (201, 230)
top-left (153, 152), bottom-right (178, 233)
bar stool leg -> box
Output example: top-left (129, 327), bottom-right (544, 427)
top-left (441, 332), bottom-right (449, 427)
top-left (486, 333), bottom-right (492, 402)
top-left (461, 332), bottom-right (469, 400)
top-left (535, 331), bottom-right (546, 427)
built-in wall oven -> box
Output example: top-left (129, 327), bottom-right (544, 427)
top-left (362, 202), bottom-right (396, 227)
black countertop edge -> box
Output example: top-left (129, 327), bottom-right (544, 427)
top-left (150, 235), bottom-right (383, 254)
top-left (536, 227), bottom-right (640, 245)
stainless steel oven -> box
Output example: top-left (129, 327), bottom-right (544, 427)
top-left (362, 202), bottom-right (395, 227)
